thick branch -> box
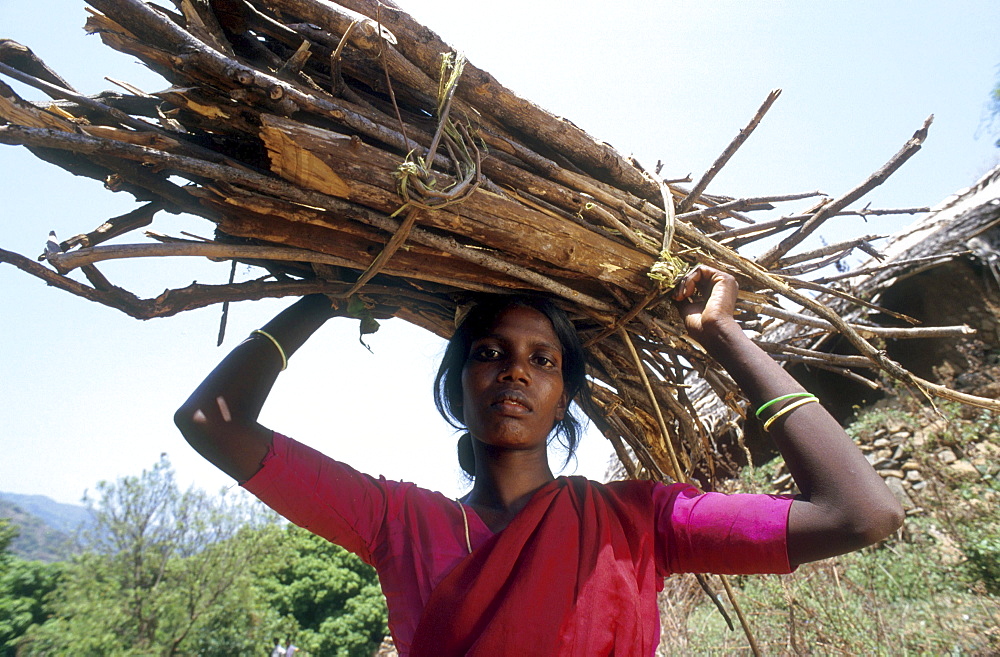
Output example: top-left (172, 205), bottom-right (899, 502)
top-left (1, 244), bottom-right (443, 320)
top-left (0, 123), bottom-right (620, 310)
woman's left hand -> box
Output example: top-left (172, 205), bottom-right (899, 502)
top-left (671, 265), bottom-right (740, 346)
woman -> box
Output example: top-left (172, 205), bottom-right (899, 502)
top-left (175, 265), bottom-right (903, 655)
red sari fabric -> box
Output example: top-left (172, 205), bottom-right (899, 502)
top-left (244, 433), bottom-right (793, 655)
top-left (409, 477), bottom-right (663, 657)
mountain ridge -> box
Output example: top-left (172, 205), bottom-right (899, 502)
top-left (0, 491), bottom-right (92, 562)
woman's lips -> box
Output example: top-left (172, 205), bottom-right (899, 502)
top-left (490, 389), bottom-right (532, 413)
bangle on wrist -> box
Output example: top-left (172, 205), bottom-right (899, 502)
top-left (755, 392), bottom-right (816, 419)
top-left (250, 329), bottom-right (287, 371)
top-left (761, 396), bottom-right (819, 432)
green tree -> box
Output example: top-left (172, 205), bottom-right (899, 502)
top-left (0, 520), bottom-right (62, 657)
top-left (255, 525), bottom-right (389, 657)
top-left (21, 456), bottom-right (281, 656)
top-left (991, 69), bottom-right (1000, 147)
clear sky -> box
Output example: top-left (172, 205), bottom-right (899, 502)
top-left (1, 0), bottom-right (998, 505)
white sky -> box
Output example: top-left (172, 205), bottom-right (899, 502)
top-left (1, 0), bottom-right (998, 505)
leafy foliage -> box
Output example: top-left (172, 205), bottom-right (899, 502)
top-left (0, 521), bottom-right (14, 559)
top-left (0, 520), bottom-right (62, 657)
top-left (7, 459), bottom-right (390, 656)
top-left (18, 456), bottom-right (283, 656)
top-left (254, 524), bottom-right (389, 657)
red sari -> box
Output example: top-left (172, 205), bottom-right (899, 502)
top-left (245, 434), bottom-right (793, 655)
top-left (410, 476), bottom-right (663, 656)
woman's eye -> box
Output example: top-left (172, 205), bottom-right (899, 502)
top-left (474, 347), bottom-right (501, 360)
top-left (534, 355), bottom-right (557, 368)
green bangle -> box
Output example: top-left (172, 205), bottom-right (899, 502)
top-left (251, 329), bottom-right (287, 371)
top-left (762, 396), bottom-right (820, 432)
top-left (755, 392), bottom-right (816, 419)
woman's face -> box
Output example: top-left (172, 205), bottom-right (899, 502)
top-left (460, 305), bottom-right (569, 451)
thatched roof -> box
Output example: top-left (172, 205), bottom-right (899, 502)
top-left (848, 165), bottom-right (1000, 294)
top-left (799, 165), bottom-right (1000, 413)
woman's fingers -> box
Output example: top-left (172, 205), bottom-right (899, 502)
top-left (672, 265), bottom-right (734, 303)
top-left (671, 266), bottom-right (708, 302)
top-left (670, 266), bottom-right (741, 339)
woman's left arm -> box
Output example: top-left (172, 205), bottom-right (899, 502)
top-left (673, 266), bottom-right (904, 566)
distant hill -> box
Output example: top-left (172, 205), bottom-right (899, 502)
top-left (0, 492), bottom-right (92, 562)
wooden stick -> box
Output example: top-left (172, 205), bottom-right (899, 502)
top-left (0, 39), bottom-right (78, 92)
top-left (752, 339), bottom-right (878, 369)
top-left (218, 259), bottom-right (238, 346)
top-left (773, 235), bottom-right (885, 268)
top-left (340, 207), bottom-right (421, 297)
top-left (710, 214), bottom-right (809, 241)
top-left (59, 202), bottom-right (163, 251)
top-left (45, 241), bottom-right (362, 272)
top-left (773, 251), bottom-right (853, 277)
top-left (0, 60), bottom-right (157, 133)
top-left (768, 206), bottom-right (931, 223)
top-left (757, 116), bottom-right (934, 268)
top-left (810, 252), bottom-right (968, 284)
top-left (762, 354), bottom-right (882, 389)
top-left (619, 328), bottom-right (686, 481)
top-left (584, 289), bottom-right (663, 348)
top-left (741, 301), bottom-right (974, 339)
top-left (678, 89), bottom-right (782, 213)
top-left (677, 191), bottom-right (824, 224)
top-left (2, 244), bottom-right (450, 319)
top-left (719, 574), bottom-right (762, 657)
top-left (781, 277), bottom-right (919, 325)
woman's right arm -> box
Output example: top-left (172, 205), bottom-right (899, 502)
top-left (174, 294), bottom-right (339, 482)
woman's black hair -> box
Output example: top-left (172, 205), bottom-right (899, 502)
top-left (433, 294), bottom-right (592, 477)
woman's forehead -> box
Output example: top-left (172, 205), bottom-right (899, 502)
top-left (475, 305), bottom-right (561, 346)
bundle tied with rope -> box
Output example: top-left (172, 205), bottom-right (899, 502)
top-left (2, 1), bottom-right (998, 648)
top-left (2, 0), bottom-right (995, 489)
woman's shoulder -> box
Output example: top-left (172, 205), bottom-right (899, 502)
top-left (561, 475), bottom-right (689, 505)
top-left (576, 476), bottom-right (692, 494)
top-left (564, 476), bottom-right (708, 515)
top-left (252, 432), bottom-right (462, 510)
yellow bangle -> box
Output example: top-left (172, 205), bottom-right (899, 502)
top-left (251, 329), bottom-right (287, 371)
top-left (755, 392), bottom-right (816, 418)
top-left (761, 396), bottom-right (819, 432)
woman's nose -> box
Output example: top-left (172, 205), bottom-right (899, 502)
top-left (499, 357), bottom-right (529, 383)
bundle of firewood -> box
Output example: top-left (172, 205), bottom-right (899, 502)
top-left (1, 0), bottom-right (995, 487)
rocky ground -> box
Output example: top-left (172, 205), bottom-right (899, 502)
top-left (699, 342), bottom-right (1000, 655)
